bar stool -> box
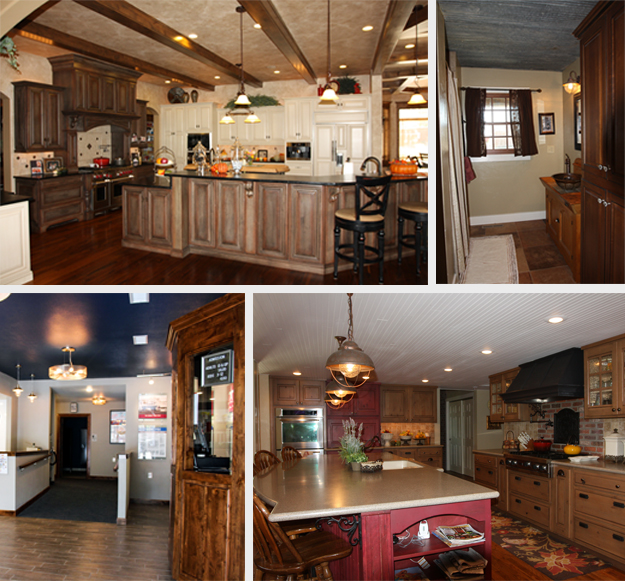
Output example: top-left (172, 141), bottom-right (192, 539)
top-left (254, 450), bottom-right (281, 474)
top-left (397, 201), bottom-right (428, 275)
top-left (281, 446), bottom-right (303, 461)
top-left (333, 174), bottom-right (392, 285)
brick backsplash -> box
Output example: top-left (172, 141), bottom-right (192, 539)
top-left (504, 398), bottom-right (625, 455)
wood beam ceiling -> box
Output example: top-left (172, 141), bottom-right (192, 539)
top-left (237, 0), bottom-right (317, 85)
top-left (371, 1), bottom-right (421, 75)
top-left (12, 20), bottom-right (215, 91)
top-left (72, 0), bottom-right (263, 88)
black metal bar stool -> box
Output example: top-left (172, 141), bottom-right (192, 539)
top-left (333, 174), bottom-right (392, 285)
top-left (397, 201), bottom-right (428, 275)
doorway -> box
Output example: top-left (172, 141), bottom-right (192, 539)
top-left (446, 395), bottom-right (474, 477)
top-left (56, 414), bottom-right (91, 478)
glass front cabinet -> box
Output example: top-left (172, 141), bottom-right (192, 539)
top-left (489, 367), bottom-right (529, 422)
top-left (583, 335), bottom-right (625, 419)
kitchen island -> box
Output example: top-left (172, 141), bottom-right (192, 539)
top-left (0, 192), bottom-right (33, 285)
top-left (254, 451), bottom-right (497, 580)
top-left (121, 171), bottom-right (427, 274)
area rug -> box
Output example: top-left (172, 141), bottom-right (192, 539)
top-left (491, 509), bottom-right (611, 580)
top-left (462, 235), bottom-right (519, 284)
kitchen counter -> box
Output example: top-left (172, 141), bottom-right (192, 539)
top-left (0, 195), bottom-right (33, 284)
top-left (553, 457), bottom-right (625, 475)
top-left (472, 449), bottom-right (505, 457)
top-left (1, 191), bottom-right (33, 206)
top-left (540, 177), bottom-right (581, 212)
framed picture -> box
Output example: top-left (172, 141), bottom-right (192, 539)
top-left (70, 402), bottom-right (78, 413)
top-left (110, 410), bottom-right (126, 444)
top-left (44, 157), bottom-right (64, 173)
top-left (574, 94), bottom-right (582, 151)
top-left (30, 159), bottom-right (43, 177)
top-left (538, 113), bottom-right (555, 135)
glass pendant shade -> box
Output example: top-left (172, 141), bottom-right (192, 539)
top-left (325, 381), bottom-right (356, 400)
top-left (234, 92), bottom-right (251, 106)
top-left (49, 346), bottom-right (88, 381)
top-left (27, 373), bottom-right (37, 403)
top-left (12, 364), bottom-right (23, 397)
top-left (320, 87), bottom-right (339, 103)
top-left (244, 112), bottom-right (261, 124)
top-left (408, 91), bottom-right (426, 105)
top-left (219, 113), bottom-right (235, 125)
top-left (563, 71), bottom-right (580, 94)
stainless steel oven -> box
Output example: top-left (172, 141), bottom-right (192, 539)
top-left (275, 408), bottom-right (324, 452)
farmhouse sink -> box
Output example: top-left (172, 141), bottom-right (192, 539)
top-left (383, 460), bottom-right (422, 470)
top-left (552, 172), bottom-right (582, 190)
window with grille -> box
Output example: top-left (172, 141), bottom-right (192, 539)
top-left (484, 92), bottom-right (514, 155)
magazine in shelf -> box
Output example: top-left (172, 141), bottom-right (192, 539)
top-left (432, 524), bottom-right (484, 547)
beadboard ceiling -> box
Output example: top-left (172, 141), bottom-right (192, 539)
top-left (438, 0), bottom-right (596, 71)
top-left (254, 293), bottom-right (625, 389)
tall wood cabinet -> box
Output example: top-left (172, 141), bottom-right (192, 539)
top-left (380, 385), bottom-right (437, 423)
top-left (270, 377), bottom-right (325, 406)
top-left (166, 294), bottom-right (244, 581)
top-left (575, 1), bottom-right (624, 283)
top-left (489, 368), bottom-right (530, 422)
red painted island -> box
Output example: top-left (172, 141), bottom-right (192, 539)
top-left (254, 452), bottom-right (497, 580)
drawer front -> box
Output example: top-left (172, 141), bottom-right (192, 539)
top-left (474, 463), bottom-right (497, 487)
top-left (574, 489), bottom-right (625, 527)
top-left (415, 448), bottom-right (442, 460)
top-left (394, 449), bottom-right (415, 459)
top-left (42, 201), bottom-right (84, 223)
top-left (574, 471), bottom-right (625, 493)
top-left (473, 454), bottom-right (496, 466)
top-left (509, 493), bottom-right (550, 529)
top-left (574, 517), bottom-right (625, 560)
top-left (42, 183), bottom-right (83, 206)
top-left (509, 473), bottom-right (551, 502)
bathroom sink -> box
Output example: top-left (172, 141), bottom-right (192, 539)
top-left (552, 173), bottom-right (582, 190)
top-left (382, 460), bottom-right (421, 470)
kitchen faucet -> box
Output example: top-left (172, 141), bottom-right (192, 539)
top-left (565, 153), bottom-right (571, 174)
top-left (360, 156), bottom-right (382, 176)
top-left (208, 148), bottom-right (218, 166)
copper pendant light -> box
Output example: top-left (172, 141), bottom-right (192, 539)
top-left (325, 377), bottom-right (357, 410)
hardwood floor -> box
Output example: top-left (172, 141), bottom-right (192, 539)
top-left (27, 211), bottom-right (427, 285)
top-left (0, 504), bottom-right (172, 580)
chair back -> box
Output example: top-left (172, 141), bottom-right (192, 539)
top-left (281, 446), bottom-right (302, 461)
top-left (355, 174), bottom-right (392, 221)
top-left (254, 449), bottom-right (281, 472)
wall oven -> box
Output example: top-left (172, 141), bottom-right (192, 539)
top-left (275, 408), bottom-right (324, 453)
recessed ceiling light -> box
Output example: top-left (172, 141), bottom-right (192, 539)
top-left (339, 64), bottom-right (347, 69)
top-left (481, 349), bottom-right (493, 355)
top-left (174, 35), bottom-right (184, 41)
top-left (254, 23), bottom-right (262, 29)
top-left (548, 317), bottom-right (564, 324)
top-left (405, 43), bottom-right (415, 49)
top-left (129, 293), bottom-right (149, 304)
top-left (165, 80), bottom-right (171, 84)
top-left (133, 335), bottom-right (148, 345)
top-left (86, 386), bottom-right (93, 393)
top-left (422, 379), bottom-right (429, 383)
top-left (362, 25), bottom-right (373, 31)
top-left (293, 371), bottom-right (302, 376)
top-left (444, 367), bottom-right (453, 372)
top-left (188, 33), bottom-right (198, 39)
top-left (214, 75), bottom-right (221, 79)
top-left (274, 70), bottom-right (280, 74)
top-left (149, 379), bottom-right (155, 385)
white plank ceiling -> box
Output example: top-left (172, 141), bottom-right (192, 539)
top-left (254, 293), bottom-right (625, 389)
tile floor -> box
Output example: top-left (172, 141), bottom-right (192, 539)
top-left (470, 220), bottom-right (577, 284)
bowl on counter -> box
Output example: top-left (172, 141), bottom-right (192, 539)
top-left (552, 172), bottom-right (582, 190)
top-left (360, 460), bottom-right (383, 473)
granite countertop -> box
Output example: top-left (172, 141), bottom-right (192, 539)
top-left (552, 457), bottom-right (625, 475)
top-left (540, 176), bottom-right (581, 212)
top-left (1, 191), bottom-right (33, 206)
top-left (254, 451), bottom-right (498, 522)
top-left (473, 449), bottom-right (505, 457)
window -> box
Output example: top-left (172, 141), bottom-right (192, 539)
top-left (399, 107), bottom-right (427, 159)
top-left (483, 92), bottom-right (514, 154)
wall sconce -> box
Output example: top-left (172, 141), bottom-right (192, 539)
top-left (563, 71), bottom-right (581, 94)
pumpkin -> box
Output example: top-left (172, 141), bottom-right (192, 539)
top-left (210, 162), bottom-right (229, 174)
top-left (390, 159), bottom-right (419, 175)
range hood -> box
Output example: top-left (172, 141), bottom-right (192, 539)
top-left (501, 347), bottom-right (584, 404)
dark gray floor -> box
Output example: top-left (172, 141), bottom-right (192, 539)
top-left (18, 478), bottom-right (117, 523)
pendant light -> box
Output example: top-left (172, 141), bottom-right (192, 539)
top-left (0, 293), bottom-right (10, 302)
top-left (92, 395), bottom-right (107, 406)
top-left (408, 13), bottom-right (426, 105)
top-left (27, 374), bottom-right (37, 403)
top-left (325, 294), bottom-right (374, 388)
top-left (12, 364), bottom-right (23, 397)
top-left (319, 0), bottom-right (339, 104)
top-left (325, 378), bottom-right (356, 410)
top-left (563, 71), bottom-right (581, 94)
top-left (49, 346), bottom-right (88, 381)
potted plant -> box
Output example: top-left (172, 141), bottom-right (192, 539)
top-left (1, 36), bottom-right (19, 70)
top-left (338, 418), bottom-right (368, 470)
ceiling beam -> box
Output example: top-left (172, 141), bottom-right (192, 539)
top-left (371, 0), bottom-right (418, 75)
top-left (72, 0), bottom-right (263, 88)
top-left (12, 21), bottom-right (215, 91)
top-left (405, 3), bottom-right (427, 30)
top-left (238, 0), bottom-right (317, 85)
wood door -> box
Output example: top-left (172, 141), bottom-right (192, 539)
top-left (289, 184), bottom-right (322, 263)
top-left (115, 79), bottom-right (132, 115)
top-left (167, 294), bottom-right (245, 581)
top-left (352, 383), bottom-right (379, 416)
top-left (447, 400), bottom-right (462, 473)
top-left (101, 76), bottom-right (116, 113)
top-left (299, 380), bottom-right (325, 406)
top-left (410, 387), bottom-right (436, 422)
top-left (497, 459), bottom-right (508, 511)
top-left (257, 182), bottom-right (288, 259)
top-left (146, 188), bottom-right (173, 249)
top-left (44, 88), bottom-right (64, 150)
top-left (552, 466), bottom-right (572, 538)
top-left (28, 85), bottom-right (44, 151)
top-left (489, 375), bottom-right (504, 421)
top-left (216, 181), bottom-right (245, 252)
top-left (271, 377), bottom-right (299, 406)
top-left (545, 189), bottom-right (559, 241)
top-left (607, 4), bottom-right (624, 187)
top-left (189, 179), bottom-right (216, 248)
top-left (584, 341), bottom-right (616, 418)
top-left (607, 197), bottom-right (624, 284)
top-left (122, 186), bottom-right (146, 243)
top-left (380, 386), bottom-right (409, 422)
top-left (581, 183), bottom-right (607, 283)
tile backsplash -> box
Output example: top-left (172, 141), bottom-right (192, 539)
top-left (381, 422), bottom-right (437, 444)
top-left (13, 151), bottom-right (54, 177)
top-left (77, 126), bottom-right (112, 165)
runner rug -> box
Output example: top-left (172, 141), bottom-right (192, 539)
top-left (491, 509), bottom-right (612, 580)
top-left (462, 235), bottom-right (519, 284)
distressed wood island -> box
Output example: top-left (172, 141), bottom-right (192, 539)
top-left (254, 452), bottom-right (497, 580)
top-left (122, 171), bottom-right (426, 274)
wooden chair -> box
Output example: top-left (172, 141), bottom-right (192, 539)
top-left (397, 201), bottom-right (428, 276)
top-left (253, 493), bottom-right (353, 580)
top-left (254, 450), bottom-right (281, 473)
top-left (333, 174), bottom-right (393, 285)
top-left (281, 446), bottom-right (302, 461)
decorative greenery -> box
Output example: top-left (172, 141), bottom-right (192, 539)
top-left (225, 94), bottom-right (281, 109)
top-left (338, 418), bottom-right (368, 464)
top-left (335, 75), bottom-right (361, 95)
top-left (1, 36), bottom-right (19, 71)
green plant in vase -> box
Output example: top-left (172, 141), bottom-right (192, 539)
top-left (338, 418), bottom-right (368, 464)
top-left (1, 36), bottom-right (19, 71)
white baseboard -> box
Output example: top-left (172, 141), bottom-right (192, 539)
top-left (469, 210), bottom-right (546, 226)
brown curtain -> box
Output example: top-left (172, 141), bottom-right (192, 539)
top-left (510, 89), bottom-right (538, 156)
top-left (464, 88), bottom-right (486, 158)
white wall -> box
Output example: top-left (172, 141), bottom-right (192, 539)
top-left (474, 389), bottom-right (503, 449)
top-left (17, 383), bottom-right (51, 451)
top-left (0, 370), bottom-right (18, 451)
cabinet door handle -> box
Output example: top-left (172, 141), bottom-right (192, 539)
top-left (555, 218), bottom-right (559, 223)
top-left (604, 166), bottom-right (611, 172)
top-left (579, 493), bottom-right (589, 499)
top-left (597, 197), bottom-right (603, 204)
top-left (616, 484), bottom-right (621, 489)
top-left (515, 499), bottom-right (521, 504)
top-left (534, 506), bottom-right (541, 511)
top-left (598, 164), bottom-right (604, 170)
top-left (579, 522), bottom-right (588, 529)
top-left (613, 501), bottom-right (624, 509)
top-left (428, 458), bottom-right (434, 462)
top-left (603, 200), bottom-right (610, 207)
top-left (613, 534), bottom-right (624, 542)
top-left (533, 481), bottom-right (541, 486)
top-left (500, 460), bottom-right (504, 465)
top-left (515, 476), bottom-right (521, 481)
top-left (488, 470), bottom-right (493, 475)
top-left (557, 470), bottom-right (565, 477)
top-left (581, 478), bottom-right (585, 484)
top-left (476, 467), bottom-right (481, 472)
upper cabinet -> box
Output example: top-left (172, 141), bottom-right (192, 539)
top-left (489, 368), bottom-right (529, 422)
top-left (285, 99), bottom-right (313, 142)
top-left (216, 107), bottom-right (285, 148)
top-left (380, 385), bottom-right (437, 423)
top-left (583, 334), bottom-right (625, 418)
top-left (270, 376), bottom-right (325, 407)
top-left (13, 81), bottom-right (65, 152)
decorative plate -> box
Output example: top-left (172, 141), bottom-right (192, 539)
top-left (567, 455), bottom-right (600, 462)
top-left (168, 87), bottom-right (187, 104)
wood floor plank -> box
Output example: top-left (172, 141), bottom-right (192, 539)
top-left (491, 542), bottom-right (552, 581)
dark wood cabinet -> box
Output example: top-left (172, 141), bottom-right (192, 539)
top-left (122, 185), bottom-right (172, 252)
top-left (257, 182), bottom-right (288, 259)
top-left (166, 294), bottom-right (245, 581)
top-left (380, 385), bottom-right (437, 423)
top-left (289, 184), bottom-right (322, 263)
top-left (326, 417), bottom-right (380, 449)
top-left (575, 2), bottom-right (624, 283)
top-left (325, 383), bottom-right (380, 448)
top-left (270, 377), bottom-right (325, 407)
top-left (13, 81), bottom-right (65, 153)
top-left (131, 100), bottom-right (148, 138)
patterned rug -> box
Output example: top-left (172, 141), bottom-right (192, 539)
top-left (491, 509), bottom-right (611, 580)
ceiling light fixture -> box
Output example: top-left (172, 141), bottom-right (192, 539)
top-left (325, 293), bottom-right (374, 389)
top-left (0, 293), bottom-right (10, 302)
top-left (362, 25), bottom-right (373, 31)
top-left (481, 349), bottom-right (493, 355)
top-left (214, 75), bottom-right (221, 79)
top-left (325, 380), bottom-right (356, 410)
top-left (92, 395), bottom-right (106, 406)
top-left (563, 71), bottom-right (581, 94)
top-left (49, 346), bottom-right (88, 381)
top-left (408, 18), bottom-right (426, 105)
top-left (133, 335), bottom-right (149, 345)
top-left (405, 43), bottom-right (415, 49)
top-left (293, 371), bottom-right (302, 376)
top-left (444, 367), bottom-right (453, 372)
top-left (165, 80), bottom-right (171, 84)
top-left (27, 374), bottom-right (37, 403)
top-left (254, 22), bottom-right (262, 29)
top-left (548, 317), bottom-right (564, 324)
top-left (339, 64), bottom-right (347, 69)
top-left (12, 364), bottom-right (23, 397)
top-left (188, 33), bottom-right (198, 39)
top-left (86, 386), bottom-right (93, 393)
top-left (319, 0), bottom-right (339, 104)
top-left (422, 379), bottom-right (429, 383)
top-left (129, 293), bottom-right (149, 304)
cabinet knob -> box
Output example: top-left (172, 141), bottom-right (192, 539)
top-left (557, 469), bottom-right (565, 477)
top-left (613, 408), bottom-right (617, 412)
top-left (603, 200), bottom-right (610, 207)
top-left (604, 166), bottom-right (611, 172)
top-left (598, 164), bottom-right (604, 170)
top-left (555, 218), bottom-right (559, 223)
top-left (581, 478), bottom-right (586, 484)
top-left (597, 197), bottom-right (603, 204)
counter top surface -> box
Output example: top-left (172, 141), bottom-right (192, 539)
top-left (540, 176), bottom-right (581, 211)
top-left (552, 457), bottom-right (625, 475)
top-left (254, 452), bottom-right (498, 522)
top-left (1, 191), bottom-right (33, 206)
top-left (473, 449), bottom-right (505, 457)
top-left (0, 450), bottom-right (49, 456)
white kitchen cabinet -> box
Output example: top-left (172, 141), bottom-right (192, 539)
top-left (314, 95), bottom-right (370, 111)
top-left (286, 161), bottom-right (313, 176)
top-left (285, 99), bottom-right (313, 142)
top-left (185, 103), bottom-right (214, 132)
top-left (161, 103), bottom-right (215, 168)
top-left (314, 123), bottom-right (369, 176)
top-left (252, 107), bottom-right (285, 145)
top-left (0, 200), bottom-right (33, 285)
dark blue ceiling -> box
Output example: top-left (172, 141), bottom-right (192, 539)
top-left (0, 293), bottom-right (224, 380)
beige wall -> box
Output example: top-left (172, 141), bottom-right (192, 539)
top-left (562, 58), bottom-right (581, 165)
top-left (463, 68), bottom-right (565, 222)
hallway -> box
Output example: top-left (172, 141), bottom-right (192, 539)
top-left (0, 504), bottom-right (172, 580)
